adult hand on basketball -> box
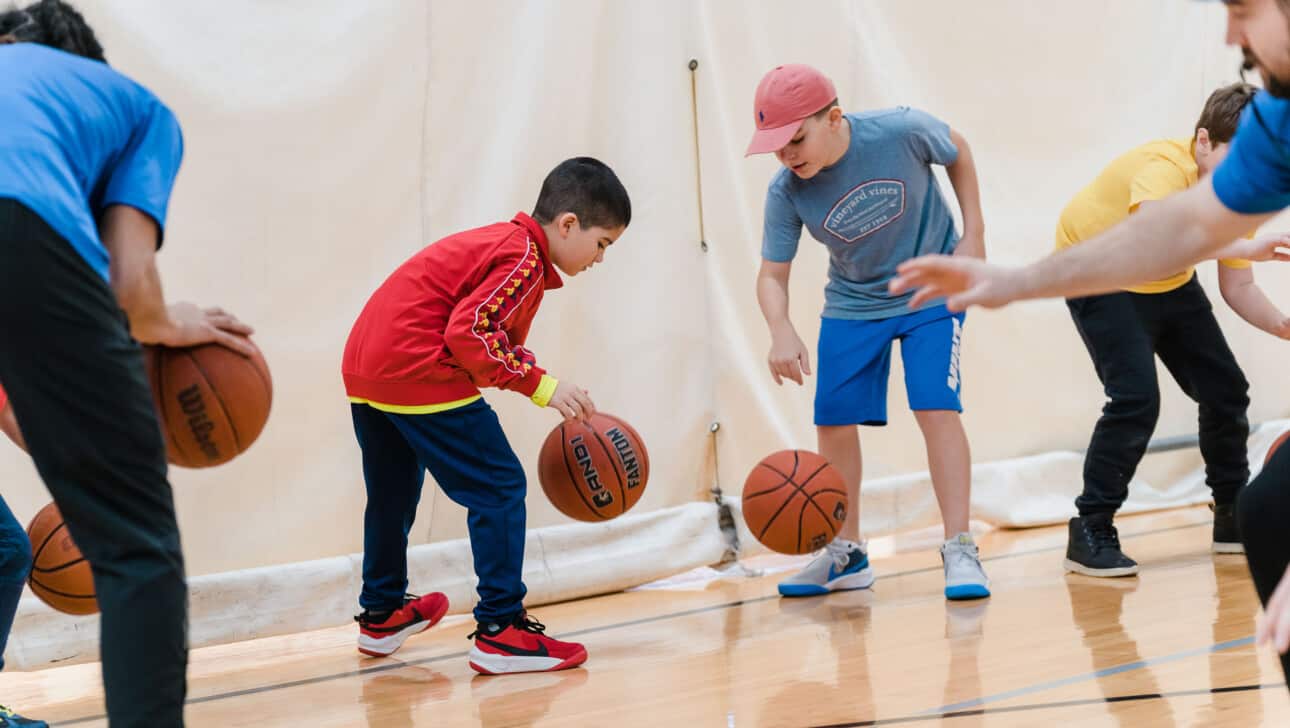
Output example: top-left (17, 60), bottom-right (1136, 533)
top-left (550, 380), bottom-right (595, 422)
top-left (767, 328), bottom-right (811, 385)
top-left (1218, 232), bottom-right (1290, 263)
top-left (157, 302), bottom-right (257, 356)
top-left (888, 255), bottom-right (1023, 311)
top-left (1257, 562), bottom-right (1290, 654)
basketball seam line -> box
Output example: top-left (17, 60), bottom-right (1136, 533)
top-left (795, 463), bottom-right (841, 552)
top-left (767, 457), bottom-right (831, 551)
top-left (156, 348), bottom-right (193, 465)
top-left (31, 519), bottom-right (61, 571)
top-left (187, 349), bottom-right (242, 455)
top-left (796, 464), bottom-right (838, 551)
top-left (558, 423), bottom-right (602, 519)
top-left (757, 452), bottom-right (803, 542)
top-left (589, 427), bottom-right (627, 515)
top-left (743, 462), bottom-right (793, 498)
top-left (31, 556), bottom-right (85, 574)
top-left (245, 345), bottom-right (273, 409)
top-left (27, 579), bottom-right (94, 599)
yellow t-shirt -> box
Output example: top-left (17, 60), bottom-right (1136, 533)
top-left (1055, 137), bottom-right (1250, 294)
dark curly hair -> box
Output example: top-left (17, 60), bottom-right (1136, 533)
top-left (0, 0), bottom-right (105, 63)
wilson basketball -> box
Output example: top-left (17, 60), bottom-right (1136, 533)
top-left (537, 413), bottom-right (650, 522)
top-left (26, 502), bottom-right (97, 615)
top-left (145, 339), bottom-right (272, 468)
top-left (742, 450), bottom-right (848, 555)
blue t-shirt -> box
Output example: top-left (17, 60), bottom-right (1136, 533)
top-left (1213, 91), bottom-right (1290, 215)
top-left (0, 44), bottom-right (184, 281)
top-left (762, 108), bottom-right (960, 320)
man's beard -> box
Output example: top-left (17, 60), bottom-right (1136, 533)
top-left (1243, 50), bottom-right (1290, 97)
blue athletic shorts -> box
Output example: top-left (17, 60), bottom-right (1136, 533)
top-left (814, 305), bottom-right (965, 426)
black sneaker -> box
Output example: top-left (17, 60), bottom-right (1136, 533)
top-left (1212, 503), bottom-right (1243, 554)
top-left (1064, 514), bottom-right (1139, 577)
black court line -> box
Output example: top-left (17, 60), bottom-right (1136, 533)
top-left (808, 682), bottom-right (1287, 727)
top-left (59, 519), bottom-right (1210, 724)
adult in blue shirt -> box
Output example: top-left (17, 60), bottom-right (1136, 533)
top-left (0, 2), bottom-right (253, 726)
top-left (888, 0), bottom-right (1290, 692)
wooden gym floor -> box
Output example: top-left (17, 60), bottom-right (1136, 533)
top-left (2, 505), bottom-right (1285, 727)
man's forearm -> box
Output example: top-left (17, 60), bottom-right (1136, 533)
top-left (101, 206), bottom-right (171, 343)
top-left (1013, 181), bottom-right (1271, 301)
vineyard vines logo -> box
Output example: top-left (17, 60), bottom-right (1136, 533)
top-left (177, 385), bottom-right (220, 460)
top-left (823, 179), bottom-right (906, 243)
top-left (571, 435), bottom-right (613, 507)
top-left (606, 427), bottom-right (642, 489)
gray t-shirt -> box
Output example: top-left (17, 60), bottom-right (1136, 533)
top-left (762, 108), bottom-right (960, 319)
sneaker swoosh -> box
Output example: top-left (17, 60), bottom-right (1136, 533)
top-left (476, 634), bottom-right (550, 658)
top-left (827, 551), bottom-right (866, 582)
top-left (363, 608), bottom-right (427, 635)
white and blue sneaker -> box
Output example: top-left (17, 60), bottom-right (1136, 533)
top-left (941, 533), bottom-right (990, 601)
top-left (778, 539), bottom-right (875, 597)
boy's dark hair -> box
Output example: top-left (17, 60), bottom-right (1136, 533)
top-left (0, 0), bottom-right (105, 63)
top-left (532, 157), bottom-right (631, 230)
top-left (811, 98), bottom-right (840, 120)
top-left (1195, 82), bottom-right (1258, 144)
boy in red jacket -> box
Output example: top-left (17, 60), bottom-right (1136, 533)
top-left (342, 157), bottom-right (631, 674)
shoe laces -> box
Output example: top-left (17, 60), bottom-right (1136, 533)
top-left (943, 538), bottom-right (979, 569)
top-left (514, 613), bottom-right (547, 635)
top-left (825, 540), bottom-right (855, 570)
top-left (467, 612), bottom-right (547, 641)
top-left (1085, 520), bottom-right (1122, 551)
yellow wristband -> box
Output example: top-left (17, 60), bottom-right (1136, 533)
top-left (531, 374), bottom-right (558, 408)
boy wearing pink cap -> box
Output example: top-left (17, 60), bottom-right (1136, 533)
top-left (748, 64), bottom-right (990, 600)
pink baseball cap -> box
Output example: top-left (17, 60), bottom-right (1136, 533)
top-left (746, 64), bottom-right (838, 156)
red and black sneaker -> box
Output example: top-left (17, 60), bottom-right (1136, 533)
top-left (355, 592), bottom-right (449, 657)
top-left (468, 612), bottom-right (587, 675)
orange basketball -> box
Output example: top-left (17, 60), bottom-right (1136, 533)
top-left (26, 502), bottom-right (97, 615)
top-left (145, 339), bottom-right (272, 468)
top-left (537, 413), bottom-right (649, 522)
top-left (742, 450), bottom-right (848, 555)
top-left (1266, 429), bottom-right (1290, 467)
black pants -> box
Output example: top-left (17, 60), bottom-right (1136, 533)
top-left (1067, 276), bottom-right (1250, 516)
top-left (0, 200), bottom-right (187, 726)
top-left (1238, 440), bottom-right (1290, 689)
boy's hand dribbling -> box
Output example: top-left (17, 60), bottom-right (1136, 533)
top-left (768, 328), bottom-right (812, 385)
top-left (550, 380), bottom-right (596, 422)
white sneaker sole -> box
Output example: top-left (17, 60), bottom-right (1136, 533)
top-left (779, 566), bottom-right (875, 597)
top-left (358, 620), bottom-right (432, 657)
top-left (1213, 542), bottom-right (1245, 554)
top-left (468, 646), bottom-right (583, 675)
top-left (1063, 559), bottom-right (1140, 578)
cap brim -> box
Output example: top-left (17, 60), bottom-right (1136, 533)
top-left (745, 120), bottom-right (804, 157)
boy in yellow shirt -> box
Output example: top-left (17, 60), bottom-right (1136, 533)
top-left (1059, 82), bottom-right (1290, 576)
